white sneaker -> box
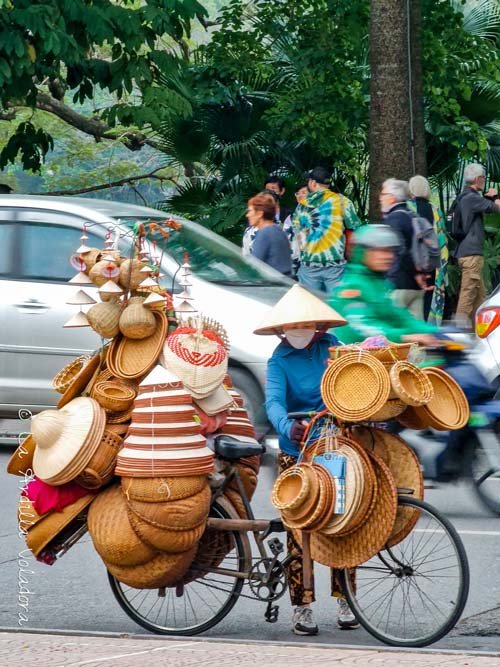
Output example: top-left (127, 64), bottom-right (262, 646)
top-left (337, 598), bottom-right (359, 629)
top-left (292, 605), bottom-right (319, 635)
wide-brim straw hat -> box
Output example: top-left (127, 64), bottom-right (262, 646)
top-left (389, 361), bottom-right (434, 407)
top-left (419, 368), bottom-right (470, 430)
top-left (321, 351), bottom-right (390, 422)
top-left (294, 451), bottom-right (397, 569)
top-left (351, 426), bottom-right (423, 546)
top-left (32, 397), bottom-right (106, 485)
top-left (108, 311), bottom-right (167, 379)
top-left (105, 547), bottom-right (197, 589)
top-left (88, 484), bottom-right (158, 566)
top-left (253, 284), bottom-right (347, 335)
top-left (7, 434), bottom-right (35, 476)
top-left (25, 494), bottom-right (96, 557)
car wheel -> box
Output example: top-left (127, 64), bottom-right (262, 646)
top-left (229, 367), bottom-right (269, 441)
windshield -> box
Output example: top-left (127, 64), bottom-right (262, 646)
top-left (115, 216), bottom-right (291, 287)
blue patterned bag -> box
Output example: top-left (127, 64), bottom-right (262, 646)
top-left (312, 452), bottom-right (346, 514)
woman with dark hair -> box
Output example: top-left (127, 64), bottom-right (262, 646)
top-left (247, 193), bottom-right (292, 276)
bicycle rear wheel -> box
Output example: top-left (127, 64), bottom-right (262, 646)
top-left (109, 499), bottom-right (251, 635)
top-left (341, 497), bottom-right (469, 647)
top-left (468, 428), bottom-right (500, 516)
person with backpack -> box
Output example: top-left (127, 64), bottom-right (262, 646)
top-left (328, 224), bottom-right (440, 345)
top-left (449, 163), bottom-right (500, 324)
top-left (380, 179), bottom-right (440, 320)
top-left (408, 175), bottom-right (449, 325)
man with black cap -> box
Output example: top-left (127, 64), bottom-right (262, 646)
top-left (293, 167), bottom-right (362, 293)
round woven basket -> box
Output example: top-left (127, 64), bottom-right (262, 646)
top-left (280, 472), bottom-right (320, 526)
top-left (128, 484), bottom-right (211, 531)
top-left (76, 428), bottom-right (123, 489)
top-left (389, 361), bottom-right (434, 407)
top-left (93, 381), bottom-right (136, 413)
top-left (128, 507), bottom-right (206, 553)
top-left (305, 465), bottom-right (336, 531)
top-left (106, 422), bottom-right (130, 436)
top-left (87, 302), bottom-right (121, 339)
top-left (271, 464), bottom-right (314, 511)
top-left (106, 406), bottom-right (133, 424)
top-left (119, 259), bottom-right (146, 291)
top-left (57, 353), bottom-right (102, 409)
top-left (351, 427), bottom-right (423, 546)
top-left (89, 260), bottom-right (119, 287)
top-left (52, 355), bottom-right (90, 394)
top-left (121, 475), bottom-right (207, 503)
top-left (419, 368), bottom-right (470, 430)
top-left (295, 451), bottom-right (397, 569)
top-left (119, 301), bottom-right (156, 340)
top-left (106, 547), bottom-right (196, 589)
top-left (369, 398), bottom-right (407, 422)
top-left (88, 484), bottom-right (158, 566)
top-left (329, 343), bottom-right (414, 363)
top-left (281, 464), bottom-right (332, 530)
top-left (396, 405), bottom-right (430, 430)
top-left (321, 351), bottom-right (391, 422)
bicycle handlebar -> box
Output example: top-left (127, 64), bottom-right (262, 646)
top-left (287, 411), bottom-right (318, 420)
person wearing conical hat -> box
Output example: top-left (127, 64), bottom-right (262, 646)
top-left (254, 284), bottom-right (358, 636)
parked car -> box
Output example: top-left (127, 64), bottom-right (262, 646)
top-left (0, 195), bottom-right (293, 443)
top-left (475, 285), bottom-right (500, 396)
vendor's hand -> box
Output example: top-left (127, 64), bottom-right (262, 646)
top-left (290, 420), bottom-right (308, 444)
top-left (402, 333), bottom-right (442, 347)
top-left (415, 274), bottom-right (434, 291)
top-left (485, 188), bottom-right (498, 198)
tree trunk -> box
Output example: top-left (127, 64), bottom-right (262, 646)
top-left (368, 0), bottom-right (426, 219)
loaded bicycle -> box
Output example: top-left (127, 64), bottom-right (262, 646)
top-left (106, 410), bottom-right (470, 648)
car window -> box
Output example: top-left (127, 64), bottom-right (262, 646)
top-left (115, 216), bottom-right (290, 286)
top-left (0, 215), bottom-right (15, 276)
top-left (18, 212), bottom-right (102, 282)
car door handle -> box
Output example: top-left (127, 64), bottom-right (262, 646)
top-left (14, 300), bottom-right (50, 311)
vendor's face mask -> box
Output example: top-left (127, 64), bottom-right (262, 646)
top-left (284, 327), bottom-right (316, 349)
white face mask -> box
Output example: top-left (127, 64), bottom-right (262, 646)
top-left (284, 328), bottom-right (316, 349)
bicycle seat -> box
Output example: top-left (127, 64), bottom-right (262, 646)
top-left (213, 435), bottom-right (265, 460)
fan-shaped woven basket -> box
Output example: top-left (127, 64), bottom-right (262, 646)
top-left (52, 355), bottom-right (90, 394)
top-left (128, 484), bottom-right (210, 530)
top-left (106, 547), bottom-right (196, 589)
top-left (321, 351), bottom-right (390, 422)
top-left (121, 475), bottom-right (207, 503)
top-left (87, 484), bottom-right (157, 566)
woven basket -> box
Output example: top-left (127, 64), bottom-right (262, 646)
top-left (396, 405), bottom-right (430, 430)
top-left (110, 311), bottom-right (167, 379)
top-left (305, 465), bottom-right (336, 531)
top-left (128, 484), bottom-right (210, 530)
top-left (106, 547), bottom-right (196, 589)
top-left (52, 355), bottom-right (90, 394)
top-left (89, 260), bottom-right (119, 288)
top-left (295, 451), bottom-right (397, 569)
top-left (389, 361), bottom-right (434, 407)
top-left (81, 248), bottom-right (102, 271)
top-left (321, 351), bottom-right (391, 422)
top-left (281, 464), bottom-right (332, 530)
top-left (128, 507), bottom-right (206, 553)
top-left (57, 353), bottom-right (103, 409)
top-left (87, 302), bottom-right (121, 339)
top-left (106, 406), bottom-right (133, 424)
top-left (119, 301), bottom-right (156, 340)
top-left (119, 259), bottom-right (146, 291)
top-left (87, 484), bottom-right (158, 566)
top-left (329, 343), bottom-right (413, 363)
top-left (106, 423), bottom-right (130, 436)
top-left (93, 381), bottom-right (136, 412)
top-left (228, 464), bottom-right (258, 501)
top-left (369, 399), bottom-right (407, 422)
top-left (76, 428), bottom-right (123, 489)
top-left (272, 464), bottom-right (314, 511)
top-left (121, 475), bottom-right (207, 503)
top-left (419, 368), bottom-right (470, 430)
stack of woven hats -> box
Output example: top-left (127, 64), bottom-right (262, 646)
top-left (88, 365), bottom-right (213, 588)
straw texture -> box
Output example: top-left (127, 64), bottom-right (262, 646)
top-left (389, 361), bottom-right (434, 407)
top-left (419, 368), bottom-right (470, 430)
top-left (105, 547), bottom-right (196, 589)
top-left (52, 356), bottom-right (90, 394)
top-left (121, 475), bottom-right (207, 503)
top-left (127, 507), bottom-right (206, 553)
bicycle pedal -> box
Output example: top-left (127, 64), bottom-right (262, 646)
top-left (265, 603), bottom-right (279, 623)
top-left (267, 537), bottom-right (284, 556)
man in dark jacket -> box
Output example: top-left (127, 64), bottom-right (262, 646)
top-left (379, 178), bottom-right (430, 319)
top-left (454, 163), bottom-right (500, 323)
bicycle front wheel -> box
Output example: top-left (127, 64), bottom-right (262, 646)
top-left (341, 497), bottom-right (469, 647)
top-left (109, 499), bottom-right (251, 635)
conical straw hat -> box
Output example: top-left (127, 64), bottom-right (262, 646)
top-left (253, 284), bottom-right (347, 335)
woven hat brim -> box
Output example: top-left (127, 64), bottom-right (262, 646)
top-left (7, 434), bottom-right (35, 476)
top-left (253, 283), bottom-right (346, 335)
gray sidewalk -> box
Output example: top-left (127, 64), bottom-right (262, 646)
top-left (1, 631), bottom-right (500, 667)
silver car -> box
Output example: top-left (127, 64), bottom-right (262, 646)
top-left (474, 284), bottom-right (500, 394)
top-left (0, 195), bottom-right (292, 443)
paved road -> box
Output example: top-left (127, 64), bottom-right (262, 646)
top-left (1, 451), bottom-right (500, 652)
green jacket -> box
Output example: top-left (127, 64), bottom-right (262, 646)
top-left (328, 248), bottom-right (437, 344)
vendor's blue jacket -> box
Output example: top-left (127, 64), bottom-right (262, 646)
top-left (265, 333), bottom-right (340, 456)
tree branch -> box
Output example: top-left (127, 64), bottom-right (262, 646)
top-left (43, 166), bottom-right (176, 196)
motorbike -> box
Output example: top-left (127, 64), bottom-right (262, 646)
top-left (400, 338), bottom-right (500, 515)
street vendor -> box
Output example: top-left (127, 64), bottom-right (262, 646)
top-left (253, 284), bottom-right (359, 636)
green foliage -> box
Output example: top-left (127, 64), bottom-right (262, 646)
top-left (0, 0), bottom-right (207, 169)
